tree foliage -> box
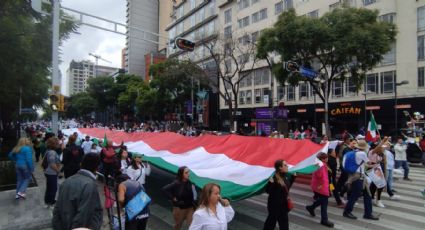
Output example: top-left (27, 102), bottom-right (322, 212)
top-left (256, 7), bottom-right (396, 135)
top-left (65, 92), bottom-right (97, 119)
top-left (0, 0), bottom-right (76, 124)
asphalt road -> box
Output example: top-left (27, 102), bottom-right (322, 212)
top-left (143, 164), bottom-right (425, 230)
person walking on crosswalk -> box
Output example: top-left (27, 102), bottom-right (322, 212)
top-left (306, 152), bottom-right (334, 228)
top-left (343, 140), bottom-right (380, 220)
top-left (263, 159), bottom-right (296, 230)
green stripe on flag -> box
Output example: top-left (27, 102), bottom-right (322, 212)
top-left (143, 155), bottom-right (319, 201)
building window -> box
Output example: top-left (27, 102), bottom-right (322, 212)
top-left (419, 6), bottom-right (425, 31)
top-left (262, 88), bottom-right (269, 104)
top-left (197, 8), bottom-right (205, 24)
top-left (287, 85), bottom-right (295, 101)
top-left (255, 89), bottom-right (261, 103)
top-left (177, 6), bottom-right (184, 19)
top-left (238, 0), bottom-right (250, 10)
top-left (419, 67), bottom-right (425, 87)
top-left (379, 13), bottom-right (396, 24)
top-left (238, 54), bottom-right (249, 64)
top-left (252, 0), bottom-right (260, 5)
top-left (190, 0), bottom-right (196, 10)
top-left (254, 70), bottom-right (261, 85)
top-left (365, 73), bottom-right (378, 93)
top-left (277, 85), bottom-right (285, 100)
top-left (381, 71), bottom-right (395, 94)
top-left (332, 81), bottom-right (343, 97)
top-left (307, 10), bottom-right (318, 18)
top-left (363, 0), bottom-right (376, 6)
top-left (299, 83), bottom-right (309, 100)
top-left (239, 91), bottom-right (245, 104)
top-left (275, 1), bottom-right (283, 15)
top-left (238, 16), bottom-right (250, 28)
top-left (206, 20), bottom-right (215, 36)
top-left (224, 9), bottom-right (232, 24)
top-left (251, 31), bottom-right (259, 43)
top-left (224, 26), bottom-right (232, 39)
top-left (246, 90), bottom-right (252, 104)
top-left (346, 78), bottom-right (357, 95)
top-left (190, 15), bottom-right (196, 27)
top-left (329, 2), bottom-right (340, 11)
top-left (381, 43), bottom-right (396, 65)
top-left (284, 0), bottom-right (293, 9)
top-left (260, 9), bottom-right (267, 20)
top-left (224, 92), bottom-right (232, 106)
top-left (252, 12), bottom-right (259, 23)
top-left (261, 69), bottom-right (269, 84)
top-left (418, 35), bottom-right (425, 60)
top-left (208, 0), bottom-right (216, 16)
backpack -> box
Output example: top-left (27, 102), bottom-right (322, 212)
top-left (343, 151), bottom-right (361, 174)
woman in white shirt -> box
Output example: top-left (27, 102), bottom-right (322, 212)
top-left (189, 183), bottom-right (234, 230)
top-left (126, 153), bottom-right (151, 185)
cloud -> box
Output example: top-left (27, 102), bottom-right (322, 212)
top-left (60, 0), bottom-right (126, 95)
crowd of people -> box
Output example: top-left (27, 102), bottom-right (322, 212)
top-left (6, 121), bottom-right (425, 229)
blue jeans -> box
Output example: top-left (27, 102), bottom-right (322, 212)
top-left (395, 160), bottom-right (409, 178)
top-left (386, 169), bottom-right (394, 196)
top-left (16, 166), bottom-right (31, 194)
top-left (44, 174), bottom-right (58, 205)
top-left (344, 179), bottom-right (372, 217)
top-left (309, 192), bottom-right (329, 222)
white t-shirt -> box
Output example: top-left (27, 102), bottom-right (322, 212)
top-left (126, 163), bottom-right (151, 185)
top-left (81, 140), bottom-right (93, 154)
top-left (189, 203), bottom-right (235, 230)
top-left (394, 144), bottom-right (407, 161)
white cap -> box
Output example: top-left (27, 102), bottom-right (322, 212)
top-left (356, 134), bottom-right (365, 140)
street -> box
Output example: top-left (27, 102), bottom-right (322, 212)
top-left (145, 165), bottom-right (425, 230)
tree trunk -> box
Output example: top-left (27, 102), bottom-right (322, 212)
top-left (324, 75), bottom-right (332, 138)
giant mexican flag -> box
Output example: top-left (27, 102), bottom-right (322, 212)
top-left (62, 128), bottom-right (327, 201)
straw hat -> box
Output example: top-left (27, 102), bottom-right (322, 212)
top-left (355, 140), bottom-right (369, 150)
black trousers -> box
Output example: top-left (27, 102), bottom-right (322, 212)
top-left (44, 174), bottom-right (57, 205)
top-left (126, 217), bottom-right (148, 230)
top-left (263, 211), bottom-right (289, 230)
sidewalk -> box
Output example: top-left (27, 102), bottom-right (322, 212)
top-left (0, 160), bottom-right (52, 230)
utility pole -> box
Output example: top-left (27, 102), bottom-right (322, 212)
top-left (51, 0), bottom-right (60, 135)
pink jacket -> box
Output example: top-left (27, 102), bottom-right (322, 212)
top-left (311, 164), bottom-right (329, 196)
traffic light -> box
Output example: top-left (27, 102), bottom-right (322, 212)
top-left (284, 61), bottom-right (299, 72)
top-left (49, 93), bottom-right (60, 111)
top-left (58, 94), bottom-right (65, 112)
top-left (175, 38), bottom-right (195, 52)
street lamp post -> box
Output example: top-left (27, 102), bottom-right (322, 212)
top-left (394, 80), bottom-right (409, 135)
top-left (362, 91), bottom-right (373, 129)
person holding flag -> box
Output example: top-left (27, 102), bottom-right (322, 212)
top-left (365, 112), bottom-right (380, 143)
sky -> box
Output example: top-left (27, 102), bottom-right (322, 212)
top-left (60, 0), bottom-right (126, 95)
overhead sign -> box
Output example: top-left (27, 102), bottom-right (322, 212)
top-left (299, 66), bottom-right (318, 79)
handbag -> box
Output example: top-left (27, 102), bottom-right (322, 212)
top-left (287, 197), bottom-right (294, 211)
top-left (125, 188), bottom-right (151, 220)
top-left (282, 179), bottom-right (294, 211)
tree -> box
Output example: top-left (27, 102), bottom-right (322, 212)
top-left (149, 58), bottom-right (208, 121)
top-left (65, 92), bottom-right (97, 119)
top-left (0, 0), bottom-right (76, 127)
top-left (256, 8), bottom-right (396, 137)
top-left (203, 33), bottom-right (259, 131)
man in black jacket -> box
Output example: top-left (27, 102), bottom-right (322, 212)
top-left (52, 154), bottom-right (103, 230)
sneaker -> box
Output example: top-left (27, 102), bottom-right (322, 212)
top-left (306, 205), bottom-right (315, 217)
top-left (44, 204), bottom-right (51, 209)
top-left (390, 195), bottom-right (400, 200)
top-left (404, 177), bottom-right (412, 181)
top-left (15, 194), bottom-right (19, 200)
top-left (17, 192), bottom-right (26, 199)
top-left (337, 203), bottom-right (346, 208)
top-left (321, 220), bottom-right (334, 228)
top-left (420, 190), bottom-right (425, 199)
top-left (375, 200), bottom-right (385, 208)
